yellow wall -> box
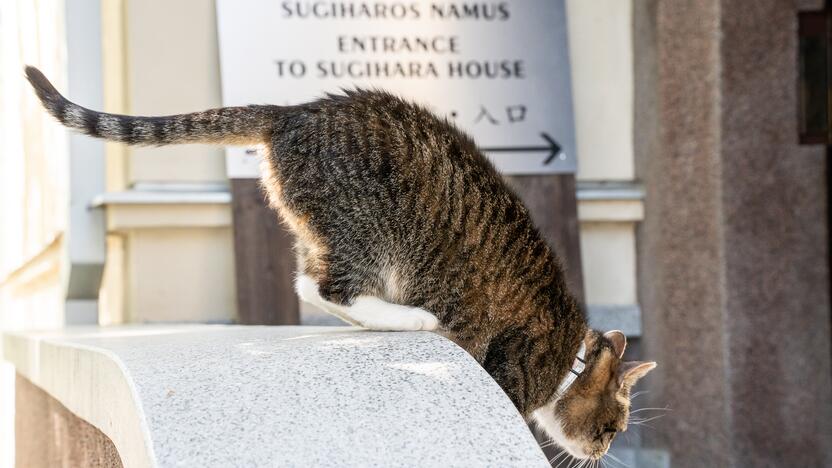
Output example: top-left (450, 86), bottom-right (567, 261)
top-left (567, 0), bottom-right (641, 309)
top-left (125, 0), bottom-right (226, 184)
top-left (98, 0), bottom-right (237, 324)
top-left (0, 1), bottom-right (70, 463)
top-left (568, 0), bottom-right (635, 182)
top-left (0, 0), bottom-right (68, 330)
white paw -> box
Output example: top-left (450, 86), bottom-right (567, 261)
top-left (295, 274), bottom-right (320, 304)
top-left (347, 296), bottom-right (439, 331)
top-left (361, 318), bottom-right (424, 331)
top-left (409, 307), bottom-right (439, 331)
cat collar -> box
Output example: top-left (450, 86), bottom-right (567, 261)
top-left (555, 341), bottom-right (587, 398)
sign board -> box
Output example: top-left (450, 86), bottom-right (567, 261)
top-left (216, 0), bottom-right (577, 176)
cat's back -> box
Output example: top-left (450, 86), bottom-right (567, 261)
top-left (272, 89), bottom-right (510, 210)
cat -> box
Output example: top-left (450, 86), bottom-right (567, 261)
top-left (25, 65), bottom-right (656, 461)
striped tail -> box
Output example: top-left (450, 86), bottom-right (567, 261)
top-left (25, 65), bottom-right (276, 146)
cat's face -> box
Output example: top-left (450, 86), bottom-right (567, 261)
top-left (533, 330), bottom-right (656, 460)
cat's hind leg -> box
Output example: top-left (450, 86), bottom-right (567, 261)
top-left (294, 274), bottom-right (438, 331)
top-left (295, 274), bottom-right (360, 326)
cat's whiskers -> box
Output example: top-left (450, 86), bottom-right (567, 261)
top-left (628, 406), bottom-right (671, 415)
top-left (601, 458), bottom-right (622, 468)
top-left (629, 414), bottom-right (666, 425)
top-left (555, 452), bottom-right (576, 468)
top-left (560, 451), bottom-right (585, 468)
top-left (604, 452), bottom-right (630, 468)
top-left (549, 449), bottom-right (569, 465)
top-left (628, 390), bottom-right (649, 400)
top-left (540, 439), bottom-right (559, 449)
top-left (627, 410), bottom-right (668, 433)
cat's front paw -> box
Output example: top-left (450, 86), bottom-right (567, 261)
top-left (386, 307), bottom-right (439, 331)
top-left (410, 307), bottom-right (439, 331)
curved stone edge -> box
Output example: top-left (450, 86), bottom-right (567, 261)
top-left (4, 326), bottom-right (552, 467)
top-left (3, 331), bottom-right (157, 468)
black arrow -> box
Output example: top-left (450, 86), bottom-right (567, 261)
top-left (481, 132), bottom-right (562, 165)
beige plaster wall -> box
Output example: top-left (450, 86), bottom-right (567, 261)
top-left (0, 0), bottom-right (69, 330)
top-left (125, 0), bottom-right (226, 184)
top-left (0, 2), bottom-right (72, 461)
top-left (126, 228), bottom-right (235, 323)
top-left (580, 223), bottom-right (637, 305)
top-left (567, 0), bottom-right (639, 308)
top-left (99, 0), bottom-right (236, 323)
top-left (567, 0), bottom-right (635, 182)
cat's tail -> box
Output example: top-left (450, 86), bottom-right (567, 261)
top-left (25, 65), bottom-right (275, 146)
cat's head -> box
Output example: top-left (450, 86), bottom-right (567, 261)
top-left (533, 330), bottom-right (656, 460)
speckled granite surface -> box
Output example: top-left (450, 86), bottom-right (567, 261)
top-left (5, 326), bottom-right (548, 467)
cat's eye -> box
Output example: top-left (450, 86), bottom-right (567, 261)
top-left (595, 426), bottom-right (617, 441)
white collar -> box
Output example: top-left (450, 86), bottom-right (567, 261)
top-left (555, 341), bottom-right (586, 399)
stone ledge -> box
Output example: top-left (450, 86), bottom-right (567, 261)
top-left (3, 325), bottom-right (548, 468)
top-left (91, 191), bottom-right (231, 231)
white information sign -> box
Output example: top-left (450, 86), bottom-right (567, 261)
top-left (216, 0), bottom-right (577, 177)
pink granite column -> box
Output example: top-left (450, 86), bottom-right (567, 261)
top-left (638, 0), bottom-right (832, 466)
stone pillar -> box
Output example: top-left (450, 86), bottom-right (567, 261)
top-left (638, 1), bottom-right (832, 466)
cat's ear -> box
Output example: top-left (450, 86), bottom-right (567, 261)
top-left (604, 330), bottom-right (627, 359)
top-left (616, 361), bottom-right (657, 387)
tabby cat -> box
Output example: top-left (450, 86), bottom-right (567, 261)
top-left (25, 65), bottom-right (656, 461)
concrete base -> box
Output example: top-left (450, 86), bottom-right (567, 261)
top-left (16, 374), bottom-right (122, 467)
